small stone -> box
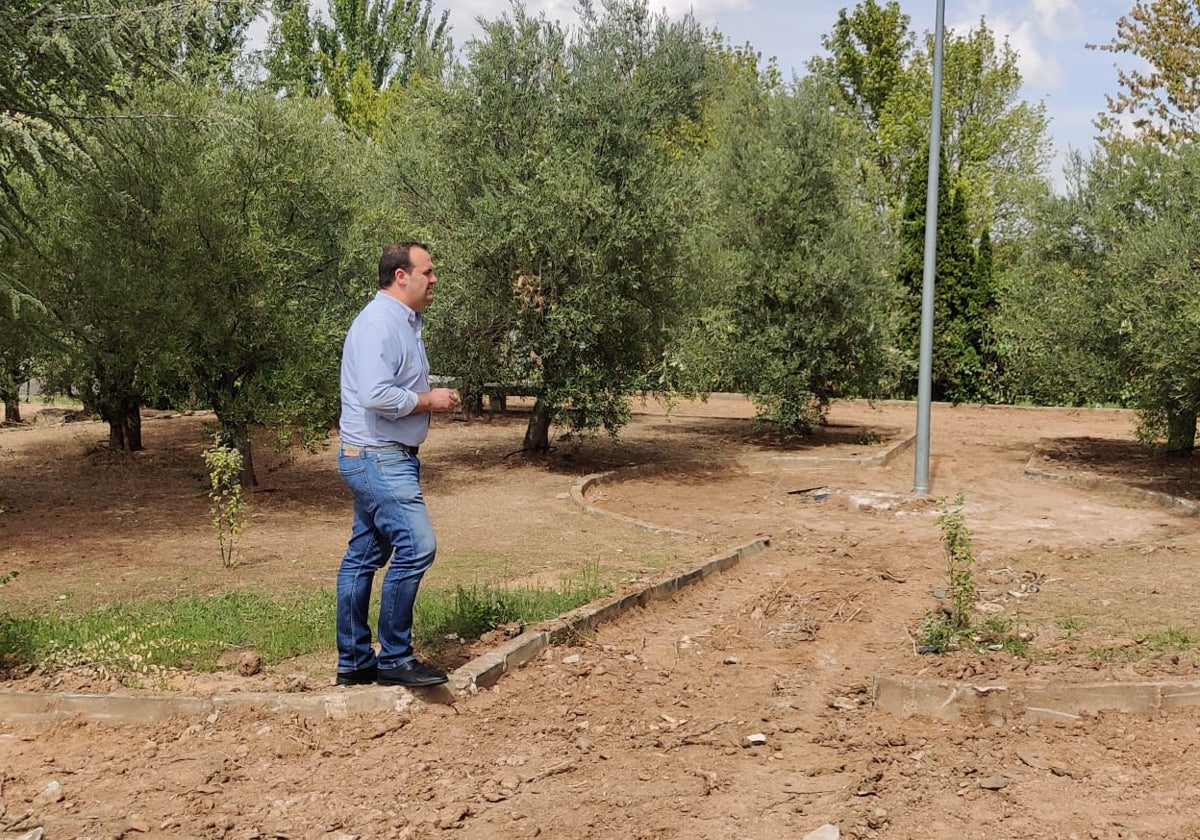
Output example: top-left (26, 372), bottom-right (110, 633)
top-left (723, 656), bottom-right (741, 665)
top-left (36, 781), bottom-right (63, 805)
top-left (284, 672), bottom-right (308, 692)
top-left (745, 733), bottom-right (768, 747)
top-left (803, 825), bottom-right (840, 840)
top-left (237, 651), bottom-right (262, 676)
top-left (979, 775), bottom-right (1010, 790)
top-left (437, 805), bottom-right (471, 829)
top-left (562, 654), bottom-right (582, 665)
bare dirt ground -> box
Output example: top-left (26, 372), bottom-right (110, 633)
top-left (2, 396), bottom-right (1200, 839)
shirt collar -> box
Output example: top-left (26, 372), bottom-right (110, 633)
top-left (375, 290), bottom-right (421, 325)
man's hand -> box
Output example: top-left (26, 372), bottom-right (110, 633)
top-left (425, 388), bottom-right (461, 413)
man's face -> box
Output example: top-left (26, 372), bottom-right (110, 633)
top-left (397, 247), bottom-right (437, 311)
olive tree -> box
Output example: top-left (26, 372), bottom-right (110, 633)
top-left (386, 0), bottom-right (712, 452)
top-left (22, 87), bottom-right (376, 472)
top-left (1002, 141), bottom-right (1200, 452)
top-left (676, 56), bottom-right (892, 433)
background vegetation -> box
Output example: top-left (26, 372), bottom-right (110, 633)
top-left (4, 0), bottom-right (1200, 673)
top-left (6, 0), bottom-right (1198, 456)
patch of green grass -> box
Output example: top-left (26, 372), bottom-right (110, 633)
top-left (1056, 614), bottom-right (1086, 634)
top-left (1086, 625), bottom-right (1199, 665)
top-left (856, 428), bottom-right (882, 446)
top-left (977, 616), bottom-right (1030, 656)
top-left (0, 566), bottom-right (612, 680)
top-left (0, 591), bottom-right (336, 678)
top-left (415, 562), bottom-right (609, 649)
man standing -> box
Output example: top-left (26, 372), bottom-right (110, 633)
top-left (335, 242), bottom-right (460, 687)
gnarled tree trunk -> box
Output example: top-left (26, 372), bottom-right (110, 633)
top-left (1165, 407), bottom-right (1198, 456)
top-left (522, 397), bottom-right (553, 454)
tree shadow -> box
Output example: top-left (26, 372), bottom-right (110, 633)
top-left (1040, 436), bottom-right (1200, 501)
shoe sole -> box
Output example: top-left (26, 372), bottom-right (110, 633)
top-left (376, 677), bottom-right (448, 687)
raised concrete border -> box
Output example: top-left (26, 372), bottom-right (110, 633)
top-left (570, 433), bottom-right (917, 535)
top-left (0, 539), bottom-right (769, 725)
top-left (873, 675), bottom-right (1200, 723)
top-left (446, 537), bottom-right (769, 695)
top-left (1024, 448), bottom-right (1199, 514)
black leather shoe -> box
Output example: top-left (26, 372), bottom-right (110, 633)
top-left (376, 660), bottom-right (448, 687)
top-left (335, 665), bottom-right (378, 686)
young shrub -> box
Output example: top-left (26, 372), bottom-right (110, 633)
top-left (203, 437), bottom-right (246, 568)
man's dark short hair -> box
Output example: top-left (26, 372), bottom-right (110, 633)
top-left (379, 241), bottom-right (430, 288)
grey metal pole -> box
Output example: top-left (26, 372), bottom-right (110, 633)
top-left (913, 0), bottom-right (946, 495)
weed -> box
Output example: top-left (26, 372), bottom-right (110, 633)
top-left (414, 564), bottom-right (609, 651)
top-left (914, 494), bottom-right (1026, 656)
top-left (39, 623), bottom-right (199, 688)
top-left (856, 428), bottom-right (882, 446)
top-left (1086, 626), bottom-right (1199, 665)
top-left (937, 493), bottom-right (976, 630)
top-left (203, 437), bottom-right (245, 567)
top-left (1056, 614), bottom-right (1085, 632)
top-left (976, 616), bottom-right (1029, 656)
top-left (1143, 625), bottom-right (1198, 652)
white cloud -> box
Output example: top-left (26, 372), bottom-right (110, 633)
top-left (1030, 0), bottom-right (1083, 41)
top-left (999, 18), bottom-right (1064, 88)
top-left (948, 5), bottom-right (1065, 90)
top-left (648, 0), bottom-right (750, 24)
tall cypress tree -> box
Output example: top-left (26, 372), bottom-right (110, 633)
top-left (896, 149), bottom-right (986, 402)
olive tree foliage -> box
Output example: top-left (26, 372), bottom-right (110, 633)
top-left (162, 92), bottom-right (376, 480)
top-left (998, 151), bottom-right (1133, 409)
top-left (262, 0), bottom-right (449, 134)
top-left (1001, 142), bottom-right (1200, 452)
top-left (9, 98), bottom-right (204, 451)
top-left (1091, 0), bottom-right (1200, 149)
top-left (19, 87), bottom-right (376, 473)
top-left (809, 1), bottom-right (1051, 237)
top-left (675, 55), bottom-right (892, 434)
top-left (385, 0), bottom-right (711, 453)
top-left (0, 247), bottom-right (55, 423)
top-left (0, 0), bottom-right (254, 253)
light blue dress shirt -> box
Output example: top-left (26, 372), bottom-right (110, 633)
top-left (338, 291), bottom-right (430, 448)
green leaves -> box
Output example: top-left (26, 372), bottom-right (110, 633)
top-left (1093, 0), bottom-right (1200, 149)
top-left (388, 0), bottom-right (711, 450)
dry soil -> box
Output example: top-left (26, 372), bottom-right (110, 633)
top-left (1, 396), bottom-right (1200, 839)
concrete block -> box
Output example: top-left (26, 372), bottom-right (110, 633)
top-left (58, 693), bottom-right (213, 724)
top-left (0, 692), bottom-right (57, 723)
top-left (1160, 683), bottom-right (1200, 712)
top-left (1024, 682), bottom-right (1161, 720)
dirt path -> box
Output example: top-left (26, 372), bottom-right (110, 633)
top-left (3, 399), bottom-right (1200, 838)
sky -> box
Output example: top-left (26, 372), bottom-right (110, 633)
top-left (439, 1), bottom-right (1139, 191)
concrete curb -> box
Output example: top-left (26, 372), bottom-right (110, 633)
top-left (1024, 449), bottom-right (1199, 515)
top-left (873, 675), bottom-right (1200, 723)
top-left (0, 539), bottom-right (770, 725)
top-left (569, 433), bottom-right (917, 535)
top-left (448, 537), bottom-right (769, 696)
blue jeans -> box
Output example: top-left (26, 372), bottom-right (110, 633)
top-left (336, 447), bottom-right (437, 671)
